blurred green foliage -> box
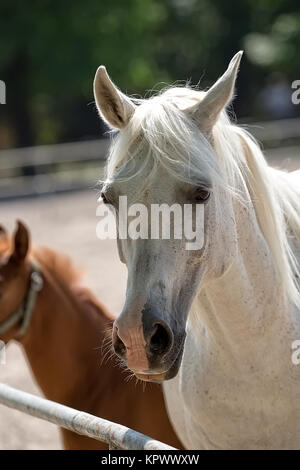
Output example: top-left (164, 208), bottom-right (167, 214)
top-left (0, 0), bottom-right (299, 147)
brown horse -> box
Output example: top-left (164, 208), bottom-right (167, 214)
top-left (0, 221), bottom-right (182, 450)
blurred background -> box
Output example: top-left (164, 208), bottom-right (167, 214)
top-left (0, 0), bottom-right (300, 196)
top-left (0, 0), bottom-right (299, 449)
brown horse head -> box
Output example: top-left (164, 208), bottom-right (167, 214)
top-left (0, 220), bottom-right (31, 342)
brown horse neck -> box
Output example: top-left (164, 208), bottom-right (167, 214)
top-left (20, 255), bottom-right (114, 406)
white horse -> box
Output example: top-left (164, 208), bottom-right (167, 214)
top-left (93, 52), bottom-right (300, 449)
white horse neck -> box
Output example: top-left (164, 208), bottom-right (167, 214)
top-left (191, 168), bottom-right (300, 360)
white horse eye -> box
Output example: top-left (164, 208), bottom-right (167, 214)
top-left (195, 189), bottom-right (210, 202)
top-left (100, 192), bottom-right (108, 204)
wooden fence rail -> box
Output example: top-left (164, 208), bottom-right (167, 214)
top-left (0, 118), bottom-right (299, 199)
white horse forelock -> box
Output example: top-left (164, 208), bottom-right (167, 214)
top-left (105, 85), bottom-right (300, 310)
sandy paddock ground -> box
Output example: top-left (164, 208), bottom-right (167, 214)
top-left (0, 190), bottom-right (127, 449)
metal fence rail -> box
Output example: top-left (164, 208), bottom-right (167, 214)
top-left (0, 383), bottom-right (176, 450)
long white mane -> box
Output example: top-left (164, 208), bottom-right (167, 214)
top-left (106, 86), bottom-right (300, 308)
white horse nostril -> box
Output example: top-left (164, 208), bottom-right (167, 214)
top-left (112, 325), bottom-right (126, 356)
top-left (149, 323), bottom-right (173, 356)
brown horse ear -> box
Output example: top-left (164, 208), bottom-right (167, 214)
top-left (10, 220), bottom-right (29, 265)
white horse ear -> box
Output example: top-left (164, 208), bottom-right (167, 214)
top-left (94, 66), bottom-right (136, 129)
top-left (188, 51), bottom-right (243, 135)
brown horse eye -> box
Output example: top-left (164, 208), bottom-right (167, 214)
top-left (195, 189), bottom-right (210, 202)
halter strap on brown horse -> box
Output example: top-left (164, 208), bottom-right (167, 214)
top-left (0, 260), bottom-right (43, 339)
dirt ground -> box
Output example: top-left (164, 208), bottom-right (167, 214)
top-left (0, 190), bottom-right (127, 449)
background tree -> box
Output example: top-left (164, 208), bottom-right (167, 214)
top-left (0, 0), bottom-right (299, 148)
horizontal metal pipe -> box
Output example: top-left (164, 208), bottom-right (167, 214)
top-left (0, 383), bottom-right (176, 450)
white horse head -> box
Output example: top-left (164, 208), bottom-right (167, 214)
top-left (94, 53), bottom-right (300, 383)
